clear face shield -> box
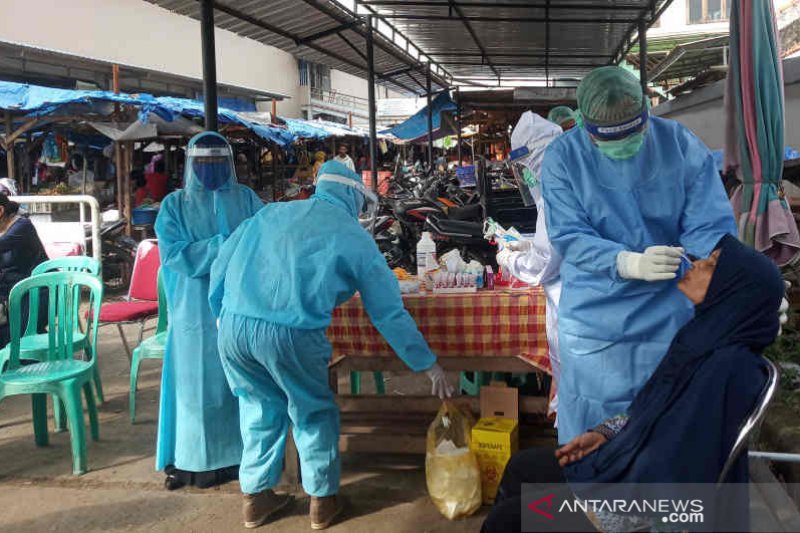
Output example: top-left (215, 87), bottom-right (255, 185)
top-left (508, 145), bottom-right (538, 207)
top-left (315, 173), bottom-right (379, 222)
top-left (186, 145), bottom-right (235, 191)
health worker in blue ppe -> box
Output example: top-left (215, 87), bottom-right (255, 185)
top-left (497, 111), bottom-right (564, 423)
top-left (209, 161), bottom-right (454, 530)
top-left (155, 131), bottom-right (263, 491)
top-left (540, 66), bottom-right (737, 445)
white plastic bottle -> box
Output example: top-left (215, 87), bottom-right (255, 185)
top-left (416, 231), bottom-right (437, 281)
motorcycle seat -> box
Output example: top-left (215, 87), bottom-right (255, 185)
top-left (447, 203), bottom-right (482, 221)
top-left (427, 215), bottom-right (483, 236)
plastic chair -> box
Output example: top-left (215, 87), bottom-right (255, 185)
top-left (129, 271), bottom-right (166, 423)
top-left (0, 272), bottom-right (102, 475)
top-left (0, 257), bottom-right (101, 374)
top-left (350, 371), bottom-right (386, 395)
top-left (98, 240), bottom-right (160, 361)
top-left (717, 356), bottom-right (780, 485)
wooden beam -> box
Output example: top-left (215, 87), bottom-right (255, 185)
top-left (336, 394), bottom-right (548, 415)
top-left (123, 142), bottom-right (133, 236)
top-left (115, 142), bottom-right (123, 215)
top-left (329, 354), bottom-right (544, 374)
top-left (4, 112), bottom-right (14, 180)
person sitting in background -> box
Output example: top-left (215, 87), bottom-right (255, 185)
top-left (482, 234), bottom-right (784, 533)
top-left (66, 154), bottom-right (95, 193)
top-left (313, 151), bottom-right (327, 178)
top-left (0, 194), bottom-right (48, 349)
top-left (133, 169), bottom-right (149, 207)
top-left (291, 151), bottom-right (314, 186)
top-left (145, 159), bottom-right (168, 202)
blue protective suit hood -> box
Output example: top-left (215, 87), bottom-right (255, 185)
top-left (313, 160), bottom-right (365, 218)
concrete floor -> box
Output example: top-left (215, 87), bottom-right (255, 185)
top-left (0, 323), bottom-right (487, 533)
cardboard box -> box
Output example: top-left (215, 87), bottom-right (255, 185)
top-left (471, 382), bottom-right (519, 504)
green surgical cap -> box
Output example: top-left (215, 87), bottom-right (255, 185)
top-left (577, 66), bottom-right (644, 125)
top-left (547, 106), bottom-right (575, 126)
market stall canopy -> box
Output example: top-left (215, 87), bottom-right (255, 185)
top-left (0, 79), bottom-right (164, 120)
top-left (0, 80), bottom-right (295, 146)
top-left (383, 91), bottom-right (456, 143)
top-left (90, 114), bottom-right (203, 141)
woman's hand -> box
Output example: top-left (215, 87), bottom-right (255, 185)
top-left (555, 432), bottom-right (608, 467)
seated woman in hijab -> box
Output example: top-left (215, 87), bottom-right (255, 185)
top-left (0, 194), bottom-right (48, 350)
top-left (482, 234), bottom-right (784, 533)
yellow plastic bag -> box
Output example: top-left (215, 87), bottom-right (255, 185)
top-left (425, 401), bottom-right (482, 520)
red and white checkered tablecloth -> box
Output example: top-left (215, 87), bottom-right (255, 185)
top-left (328, 288), bottom-right (551, 374)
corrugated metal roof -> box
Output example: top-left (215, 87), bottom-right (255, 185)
top-left (144, 0), bottom-right (674, 90)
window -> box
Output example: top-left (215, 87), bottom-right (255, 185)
top-left (687, 0), bottom-right (729, 24)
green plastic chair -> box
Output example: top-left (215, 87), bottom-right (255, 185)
top-left (350, 371), bottom-right (386, 395)
top-left (129, 272), bottom-right (166, 423)
top-left (0, 272), bottom-right (102, 475)
top-left (0, 257), bottom-right (103, 431)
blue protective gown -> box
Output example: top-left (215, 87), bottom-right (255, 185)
top-left (154, 148), bottom-right (263, 473)
top-left (210, 162), bottom-right (436, 496)
top-left (541, 116), bottom-right (737, 444)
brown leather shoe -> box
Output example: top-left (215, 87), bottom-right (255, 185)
top-left (243, 489), bottom-right (293, 529)
top-left (310, 495), bottom-right (345, 530)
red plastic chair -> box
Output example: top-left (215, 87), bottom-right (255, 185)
top-left (98, 239), bottom-right (160, 360)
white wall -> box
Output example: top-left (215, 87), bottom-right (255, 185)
top-left (330, 69), bottom-right (405, 100)
top-left (0, 0), bottom-right (302, 117)
top-left (653, 57), bottom-right (800, 150)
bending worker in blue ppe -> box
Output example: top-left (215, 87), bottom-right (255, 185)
top-left (209, 161), bottom-right (454, 530)
top-left (155, 131), bottom-right (262, 490)
top-left (540, 66), bottom-right (737, 445)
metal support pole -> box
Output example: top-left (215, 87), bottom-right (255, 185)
top-left (200, 0), bottom-right (219, 131)
top-left (426, 64), bottom-right (433, 171)
top-left (638, 17), bottom-right (648, 95)
top-left (366, 15), bottom-right (378, 193)
top-left (456, 87), bottom-right (463, 167)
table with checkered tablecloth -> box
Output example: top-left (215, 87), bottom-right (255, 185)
top-left (327, 288), bottom-right (553, 455)
top-left (328, 288), bottom-right (551, 374)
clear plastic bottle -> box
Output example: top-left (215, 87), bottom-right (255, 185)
top-left (417, 231), bottom-right (437, 281)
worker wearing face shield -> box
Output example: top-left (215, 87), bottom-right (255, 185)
top-left (497, 111), bottom-right (564, 422)
top-left (540, 65), bottom-right (740, 445)
top-left (155, 132), bottom-right (263, 491)
top-left (209, 161), bottom-right (453, 530)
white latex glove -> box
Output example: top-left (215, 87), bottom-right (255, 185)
top-left (616, 246), bottom-right (683, 282)
top-left (779, 281), bottom-right (790, 336)
top-left (425, 363), bottom-right (454, 399)
top-left (505, 239), bottom-right (532, 252)
top-left (496, 247), bottom-right (516, 270)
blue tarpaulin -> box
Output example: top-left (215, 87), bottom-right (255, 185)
top-left (0, 80), bottom-right (167, 121)
top-left (281, 117), bottom-right (332, 140)
top-left (383, 91), bottom-right (456, 142)
top-left (0, 80), bottom-right (383, 148)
